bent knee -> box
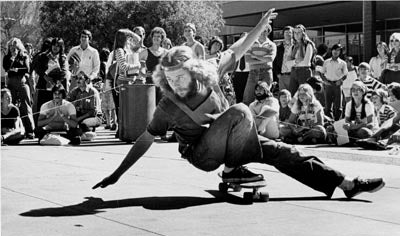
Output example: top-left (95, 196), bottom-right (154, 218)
top-left (225, 103), bottom-right (253, 121)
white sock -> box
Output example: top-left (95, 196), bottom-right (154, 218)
top-left (223, 166), bottom-right (234, 173)
top-left (338, 177), bottom-right (355, 191)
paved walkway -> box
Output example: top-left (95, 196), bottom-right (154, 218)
top-left (2, 127), bottom-right (400, 235)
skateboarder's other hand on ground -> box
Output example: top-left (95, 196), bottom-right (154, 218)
top-left (92, 174), bottom-right (119, 189)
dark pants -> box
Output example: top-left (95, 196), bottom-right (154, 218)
top-left (7, 77), bottom-right (35, 134)
top-left (3, 133), bottom-right (24, 145)
top-left (34, 89), bottom-right (52, 125)
top-left (189, 104), bottom-right (345, 197)
top-left (231, 71), bottom-right (249, 103)
top-left (289, 67), bottom-right (312, 96)
top-left (324, 82), bottom-right (342, 121)
top-left (35, 126), bottom-right (82, 142)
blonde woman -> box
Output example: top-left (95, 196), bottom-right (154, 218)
top-left (2, 37), bottom-right (35, 139)
top-left (288, 24), bottom-right (316, 96)
top-left (381, 32), bottom-right (400, 84)
top-left (281, 83), bottom-right (326, 144)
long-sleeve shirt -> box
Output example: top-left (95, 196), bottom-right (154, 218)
top-left (67, 45), bottom-right (100, 80)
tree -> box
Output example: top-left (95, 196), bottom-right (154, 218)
top-left (0, 1), bottom-right (42, 55)
top-left (39, 1), bottom-right (225, 51)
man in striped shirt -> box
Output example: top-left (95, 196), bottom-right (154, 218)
top-left (358, 62), bottom-right (386, 99)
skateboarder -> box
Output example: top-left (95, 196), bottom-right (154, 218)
top-left (93, 9), bottom-right (385, 199)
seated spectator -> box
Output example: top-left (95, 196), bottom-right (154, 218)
top-left (363, 84), bottom-right (400, 143)
top-left (358, 62), bottom-right (386, 99)
top-left (281, 83), bottom-right (326, 144)
top-left (249, 81), bottom-right (279, 139)
top-left (1, 88), bottom-right (25, 145)
top-left (35, 84), bottom-right (82, 145)
top-left (68, 72), bottom-right (102, 141)
top-left (278, 89), bottom-right (292, 123)
top-left (372, 89), bottom-right (396, 128)
top-left (343, 81), bottom-right (378, 144)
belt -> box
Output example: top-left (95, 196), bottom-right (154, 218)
top-left (281, 72), bottom-right (291, 75)
top-left (326, 80), bottom-right (339, 84)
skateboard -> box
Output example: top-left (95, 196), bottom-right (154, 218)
top-left (218, 173), bottom-right (269, 203)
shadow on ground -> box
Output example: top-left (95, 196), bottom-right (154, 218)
top-left (20, 191), bottom-right (370, 217)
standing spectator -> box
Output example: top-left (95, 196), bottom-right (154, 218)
top-left (206, 36), bottom-right (224, 61)
top-left (314, 43), bottom-right (329, 77)
top-left (249, 81), bottom-right (280, 139)
top-left (381, 32), bottom-right (400, 85)
top-left (243, 24), bottom-right (276, 105)
top-left (343, 81), bottom-right (377, 144)
top-left (321, 44), bottom-right (348, 121)
top-left (36, 84), bottom-right (81, 145)
top-left (206, 36), bottom-right (236, 105)
top-left (140, 27), bottom-right (168, 86)
top-left (68, 72), bottom-right (102, 141)
top-left (358, 62), bottom-right (386, 99)
top-left (369, 41), bottom-right (389, 80)
top-left (31, 37), bottom-right (53, 117)
top-left (66, 30), bottom-right (100, 89)
top-left (34, 37), bottom-right (68, 124)
top-left (1, 88), bottom-right (25, 145)
top-left (99, 48), bottom-right (116, 131)
top-left (288, 24), bottom-right (316, 96)
top-left (2, 37), bottom-right (35, 139)
top-left (140, 27), bottom-right (168, 103)
top-left (133, 26), bottom-right (147, 52)
top-left (161, 38), bottom-right (173, 50)
top-left (273, 26), bottom-right (293, 92)
top-left (278, 89), bottom-right (292, 123)
top-left (281, 83), bottom-right (326, 144)
top-left (231, 32), bottom-right (250, 103)
top-left (182, 23), bottom-right (205, 59)
top-left (343, 56), bottom-right (359, 103)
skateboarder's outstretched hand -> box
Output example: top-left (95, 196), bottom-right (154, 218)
top-left (92, 174), bottom-right (119, 189)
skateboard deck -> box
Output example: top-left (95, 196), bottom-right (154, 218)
top-left (218, 172), bottom-right (269, 203)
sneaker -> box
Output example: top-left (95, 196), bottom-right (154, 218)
top-left (25, 133), bottom-right (35, 139)
top-left (69, 137), bottom-right (81, 146)
top-left (344, 177), bottom-right (385, 199)
top-left (222, 166), bottom-right (264, 183)
top-left (81, 132), bottom-right (96, 141)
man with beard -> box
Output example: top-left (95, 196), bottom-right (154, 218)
top-left (36, 84), bottom-right (82, 145)
top-left (93, 9), bottom-right (385, 200)
top-left (249, 81), bottom-right (280, 139)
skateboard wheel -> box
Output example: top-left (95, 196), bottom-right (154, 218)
top-left (258, 192), bottom-right (269, 202)
top-left (243, 192), bottom-right (254, 204)
top-left (219, 183), bottom-right (228, 193)
top-left (232, 185), bottom-right (242, 192)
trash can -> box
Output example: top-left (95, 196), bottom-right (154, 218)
top-left (118, 84), bottom-right (156, 142)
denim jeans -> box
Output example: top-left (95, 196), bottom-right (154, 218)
top-left (243, 67), bottom-right (273, 105)
top-left (189, 103), bottom-right (345, 197)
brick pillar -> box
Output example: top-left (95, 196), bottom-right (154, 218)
top-left (363, 1), bottom-right (376, 62)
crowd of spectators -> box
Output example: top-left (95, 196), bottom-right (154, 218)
top-left (2, 23), bottom-right (400, 150)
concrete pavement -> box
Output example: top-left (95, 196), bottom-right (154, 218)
top-left (2, 127), bottom-right (400, 236)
